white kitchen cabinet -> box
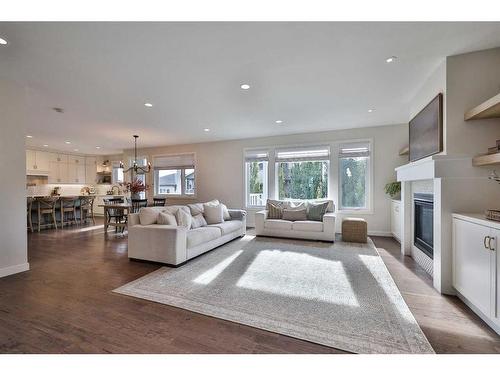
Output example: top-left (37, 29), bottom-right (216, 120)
top-left (48, 160), bottom-right (69, 184)
top-left (85, 157), bottom-right (97, 184)
top-left (452, 214), bottom-right (499, 334)
top-left (26, 149), bottom-right (51, 174)
top-left (68, 155), bottom-right (85, 165)
top-left (68, 164), bottom-right (86, 184)
top-left (390, 200), bottom-right (401, 242)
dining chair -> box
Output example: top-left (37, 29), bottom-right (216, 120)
top-left (80, 196), bottom-right (96, 225)
top-left (131, 198), bottom-right (148, 213)
top-left (152, 197), bottom-right (167, 207)
top-left (103, 197), bottom-right (126, 232)
top-left (60, 196), bottom-right (78, 228)
top-left (27, 197), bottom-right (34, 233)
top-left (37, 196), bottom-right (59, 232)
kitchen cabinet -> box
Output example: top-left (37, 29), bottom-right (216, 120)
top-left (68, 164), bottom-right (86, 184)
top-left (48, 160), bottom-right (69, 184)
top-left (85, 157), bottom-right (97, 184)
top-left (26, 149), bottom-right (51, 174)
top-left (390, 200), bottom-right (401, 242)
top-left (452, 214), bottom-right (499, 334)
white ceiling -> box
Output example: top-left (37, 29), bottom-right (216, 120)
top-left (2, 22), bottom-right (500, 155)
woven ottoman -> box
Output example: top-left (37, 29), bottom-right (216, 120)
top-left (342, 217), bottom-right (367, 243)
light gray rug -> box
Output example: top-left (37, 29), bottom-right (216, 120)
top-left (114, 235), bottom-right (434, 354)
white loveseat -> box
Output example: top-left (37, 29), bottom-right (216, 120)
top-left (255, 200), bottom-right (336, 242)
top-left (128, 205), bottom-right (246, 266)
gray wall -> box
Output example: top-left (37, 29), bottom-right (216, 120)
top-left (0, 79), bottom-right (29, 277)
top-left (124, 123), bottom-right (408, 234)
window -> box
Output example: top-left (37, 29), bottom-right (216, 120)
top-left (153, 153), bottom-right (196, 197)
top-left (275, 146), bottom-right (329, 200)
top-left (339, 142), bottom-right (370, 210)
top-left (245, 150), bottom-right (268, 207)
top-left (112, 161), bottom-right (124, 184)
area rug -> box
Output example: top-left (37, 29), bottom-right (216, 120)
top-left (114, 235), bottom-right (434, 354)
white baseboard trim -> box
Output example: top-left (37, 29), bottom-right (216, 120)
top-left (0, 262), bottom-right (30, 278)
top-left (367, 231), bottom-right (392, 237)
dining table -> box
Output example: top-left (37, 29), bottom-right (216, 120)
top-left (98, 203), bottom-right (132, 233)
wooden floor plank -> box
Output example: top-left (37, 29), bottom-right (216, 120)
top-left (0, 220), bottom-right (498, 353)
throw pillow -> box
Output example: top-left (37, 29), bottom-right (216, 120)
top-left (175, 209), bottom-right (193, 228)
top-left (138, 207), bottom-right (159, 225)
top-left (307, 201), bottom-right (330, 221)
top-left (203, 203), bottom-right (224, 224)
top-left (157, 212), bottom-right (177, 226)
top-left (220, 203), bottom-right (231, 221)
top-left (267, 202), bottom-right (284, 219)
top-left (282, 208), bottom-right (307, 221)
top-left (191, 213), bottom-right (207, 229)
top-left (188, 200), bottom-right (219, 216)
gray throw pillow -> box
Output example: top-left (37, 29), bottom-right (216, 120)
top-left (307, 201), bottom-right (330, 221)
top-left (191, 213), bottom-right (208, 229)
top-left (157, 212), bottom-right (177, 226)
top-left (203, 203), bottom-right (224, 224)
top-left (175, 209), bottom-right (193, 228)
top-left (282, 208), bottom-right (307, 221)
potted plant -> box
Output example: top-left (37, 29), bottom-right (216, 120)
top-left (384, 181), bottom-right (401, 200)
top-left (122, 178), bottom-right (149, 199)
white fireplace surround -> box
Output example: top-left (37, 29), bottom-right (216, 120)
top-left (396, 155), bottom-right (494, 294)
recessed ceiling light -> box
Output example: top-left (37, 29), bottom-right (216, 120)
top-left (26, 135), bottom-right (33, 138)
top-left (203, 128), bottom-right (210, 132)
top-left (240, 84), bottom-right (250, 90)
top-left (65, 141), bottom-right (71, 144)
top-left (0, 37), bottom-right (8, 45)
top-left (43, 144), bottom-right (49, 147)
top-left (368, 109), bottom-right (375, 113)
top-left (385, 56), bottom-right (397, 63)
top-left (275, 120), bottom-right (283, 124)
top-left (95, 146), bottom-right (101, 149)
top-left (144, 103), bottom-right (153, 107)
top-left (74, 149), bottom-right (79, 152)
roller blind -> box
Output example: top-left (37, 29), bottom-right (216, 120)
top-left (244, 149), bottom-right (269, 162)
top-left (153, 154), bottom-right (195, 170)
top-left (275, 145), bottom-right (330, 162)
top-left (339, 142), bottom-right (370, 158)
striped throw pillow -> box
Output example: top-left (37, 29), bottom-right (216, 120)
top-left (267, 202), bottom-right (283, 219)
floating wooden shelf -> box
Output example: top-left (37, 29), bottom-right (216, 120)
top-left (472, 153), bottom-right (500, 166)
top-left (465, 93), bottom-right (500, 121)
top-left (399, 145), bottom-right (409, 156)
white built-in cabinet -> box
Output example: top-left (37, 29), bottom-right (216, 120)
top-left (27, 149), bottom-right (97, 184)
top-left (452, 214), bottom-right (500, 334)
top-left (390, 200), bottom-right (401, 242)
top-left (26, 149), bottom-right (51, 174)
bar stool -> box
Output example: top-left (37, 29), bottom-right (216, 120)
top-left (80, 196), bottom-right (96, 225)
top-left (60, 196), bottom-right (78, 228)
top-left (27, 197), bottom-right (34, 233)
top-left (152, 197), bottom-right (166, 207)
top-left (37, 196), bottom-right (59, 232)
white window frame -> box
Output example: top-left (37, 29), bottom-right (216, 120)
top-left (244, 149), bottom-right (269, 209)
top-left (274, 145), bottom-right (330, 202)
top-left (152, 152), bottom-right (197, 199)
top-left (337, 140), bottom-right (373, 214)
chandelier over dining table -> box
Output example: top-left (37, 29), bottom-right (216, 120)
top-left (119, 135), bottom-right (151, 174)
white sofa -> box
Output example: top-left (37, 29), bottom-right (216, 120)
top-left (128, 205), bottom-right (246, 266)
top-left (255, 200), bottom-right (335, 242)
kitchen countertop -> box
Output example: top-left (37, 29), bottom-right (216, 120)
top-left (452, 213), bottom-right (500, 230)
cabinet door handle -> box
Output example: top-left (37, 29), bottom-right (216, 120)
top-left (488, 237), bottom-right (495, 251)
top-left (484, 236), bottom-right (490, 249)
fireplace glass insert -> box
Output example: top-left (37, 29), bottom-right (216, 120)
top-left (414, 193), bottom-right (434, 259)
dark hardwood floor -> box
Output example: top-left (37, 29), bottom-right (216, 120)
top-left (0, 219), bottom-right (499, 353)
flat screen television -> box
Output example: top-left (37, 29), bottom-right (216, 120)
top-left (409, 93), bottom-right (443, 162)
